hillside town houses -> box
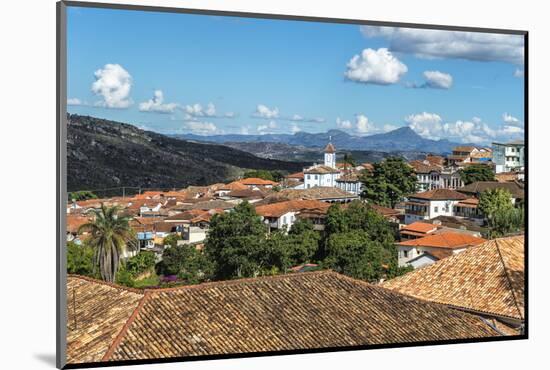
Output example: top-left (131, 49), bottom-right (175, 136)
top-left (67, 139), bottom-right (524, 269)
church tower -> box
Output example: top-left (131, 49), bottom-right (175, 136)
top-left (324, 140), bottom-right (336, 168)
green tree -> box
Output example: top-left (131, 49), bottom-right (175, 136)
top-left (204, 202), bottom-right (272, 279)
top-left (242, 170), bottom-right (284, 182)
top-left (163, 233), bottom-right (182, 248)
top-left (68, 190), bottom-right (97, 201)
top-left (78, 204), bottom-right (136, 282)
top-left (479, 188), bottom-right (514, 220)
top-left (157, 244), bottom-right (213, 284)
top-left (125, 251), bottom-right (157, 277)
top-left (324, 231), bottom-right (391, 282)
top-left (479, 188), bottom-right (523, 237)
top-left (458, 164), bottom-right (496, 185)
top-left (67, 241), bottom-right (95, 276)
top-left (360, 157), bottom-right (417, 207)
top-left (342, 153), bottom-right (356, 171)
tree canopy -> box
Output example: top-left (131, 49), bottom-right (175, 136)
top-left (242, 169), bottom-right (284, 182)
top-left (68, 190), bottom-right (97, 201)
top-left (458, 164), bottom-right (496, 185)
top-left (479, 188), bottom-right (523, 237)
top-left (359, 157), bottom-right (417, 208)
top-left (78, 204), bottom-right (136, 282)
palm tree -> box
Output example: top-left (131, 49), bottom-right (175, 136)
top-left (78, 204), bottom-right (136, 282)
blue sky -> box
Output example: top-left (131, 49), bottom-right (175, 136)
top-left (66, 6), bottom-right (525, 144)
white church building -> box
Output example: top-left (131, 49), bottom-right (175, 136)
top-left (303, 143), bottom-right (341, 189)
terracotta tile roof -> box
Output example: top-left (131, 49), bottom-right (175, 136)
top-left (409, 160), bottom-right (442, 174)
top-left (304, 165), bottom-right (340, 174)
top-left (285, 172), bottom-right (304, 180)
top-left (255, 199), bottom-right (330, 218)
top-left (66, 215), bottom-right (92, 234)
top-left (453, 146), bottom-right (477, 153)
top-left (219, 181), bottom-right (248, 191)
top-left (421, 216), bottom-right (487, 233)
top-left (66, 275), bottom-right (144, 364)
top-left (495, 172), bottom-right (522, 183)
top-left (260, 187), bottom-right (359, 203)
top-left (456, 198), bottom-right (479, 208)
top-left (425, 155), bottom-right (445, 166)
top-left (370, 204), bottom-right (401, 217)
top-left (336, 173), bottom-right (360, 182)
top-left (401, 222), bottom-right (438, 234)
top-left (410, 189), bottom-right (468, 201)
top-left (226, 189), bottom-right (266, 199)
top-left (398, 231), bottom-right (486, 249)
top-left (459, 181), bottom-right (524, 199)
top-left (360, 163), bottom-right (374, 171)
top-left (66, 271), bottom-right (499, 364)
top-left (238, 177), bottom-right (278, 186)
top-left (189, 200), bottom-right (235, 211)
top-left (324, 142), bottom-right (336, 153)
top-left (383, 236), bottom-right (524, 321)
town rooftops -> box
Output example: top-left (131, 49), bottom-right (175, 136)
top-left (409, 160), bottom-right (442, 174)
top-left (492, 140), bottom-right (525, 146)
top-left (304, 165), bottom-right (340, 174)
top-left (401, 222), bottom-right (438, 235)
top-left (410, 188), bottom-right (468, 201)
top-left (453, 146), bottom-right (477, 153)
top-left (398, 231), bottom-right (486, 250)
top-left (335, 173), bottom-right (360, 182)
top-left (218, 181), bottom-right (248, 192)
top-left (261, 187), bottom-right (359, 203)
top-left (238, 177), bottom-right (278, 186)
top-left (383, 236), bottom-right (524, 322)
top-left (66, 215), bottom-right (92, 234)
top-left (285, 172), bottom-right (305, 180)
top-left (66, 271), bottom-right (499, 364)
top-left (458, 181), bottom-right (524, 199)
top-left (324, 142), bottom-right (336, 153)
top-left (255, 199), bottom-right (330, 218)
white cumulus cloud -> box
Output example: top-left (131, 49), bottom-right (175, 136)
top-left (257, 120), bottom-right (278, 134)
top-left (355, 114), bottom-right (374, 134)
top-left (67, 98), bottom-right (84, 106)
top-left (336, 117), bottom-right (352, 129)
top-left (183, 120), bottom-right (218, 135)
top-left (139, 90), bottom-right (179, 113)
top-left (91, 64), bottom-right (133, 108)
top-left (253, 104), bottom-right (279, 119)
top-left (423, 70), bottom-right (453, 89)
top-left (360, 26), bottom-right (524, 65)
top-left (290, 123), bottom-right (301, 134)
top-left (345, 48), bottom-right (408, 85)
top-left (502, 112), bottom-right (522, 126)
top-left (406, 112), bottom-right (524, 143)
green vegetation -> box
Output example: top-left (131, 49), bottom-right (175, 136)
top-left (67, 241), bottom-right (95, 276)
top-left (479, 188), bottom-right (524, 237)
top-left (341, 153), bottom-right (356, 170)
top-left (458, 164), bottom-right (496, 185)
top-left (78, 204), bottom-right (136, 283)
top-left (360, 157), bottom-right (417, 208)
top-left (68, 190), bottom-right (97, 201)
top-left (242, 169), bottom-right (284, 182)
top-left (157, 244), bottom-right (213, 285)
top-left (322, 202), bottom-right (408, 282)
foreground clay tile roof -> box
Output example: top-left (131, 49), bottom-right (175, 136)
top-left (398, 231), bottom-right (486, 249)
top-left (382, 236), bottom-right (524, 321)
top-left (401, 221), bottom-right (439, 234)
top-left (66, 276), bottom-right (144, 364)
top-left (66, 271), bottom-right (500, 364)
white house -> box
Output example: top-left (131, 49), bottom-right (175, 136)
top-left (304, 143), bottom-right (341, 189)
top-left (397, 231), bottom-right (486, 267)
top-left (492, 140), bottom-right (525, 173)
top-left (255, 200), bottom-right (331, 232)
top-left (335, 173), bottom-right (362, 195)
top-left (404, 189), bottom-right (468, 224)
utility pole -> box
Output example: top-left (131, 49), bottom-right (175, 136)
top-left (122, 186), bottom-right (125, 199)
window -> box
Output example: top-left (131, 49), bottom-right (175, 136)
top-left (434, 206), bottom-right (439, 213)
top-left (403, 250), bottom-right (409, 258)
top-left (315, 175), bottom-right (318, 180)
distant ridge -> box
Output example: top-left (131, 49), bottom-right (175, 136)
top-left (175, 127), bottom-right (465, 153)
top-left (67, 114), bottom-right (306, 191)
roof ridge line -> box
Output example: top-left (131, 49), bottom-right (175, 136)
top-left (494, 238), bottom-right (524, 321)
top-left (68, 274), bottom-right (145, 295)
top-left (102, 291), bottom-right (152, 361)
top-left (143, 269), bottom-right (336, 293)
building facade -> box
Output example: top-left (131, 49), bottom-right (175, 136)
top-left (492, 141), bottom-right (525, 173)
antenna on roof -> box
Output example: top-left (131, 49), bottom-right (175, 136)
top-left (329, 135), bottom-right (332, 142)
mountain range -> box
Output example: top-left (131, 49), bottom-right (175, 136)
top-left (67, 115), bottom-right (306, 192)
top-left (176, 127), bottom-right (463, 153)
